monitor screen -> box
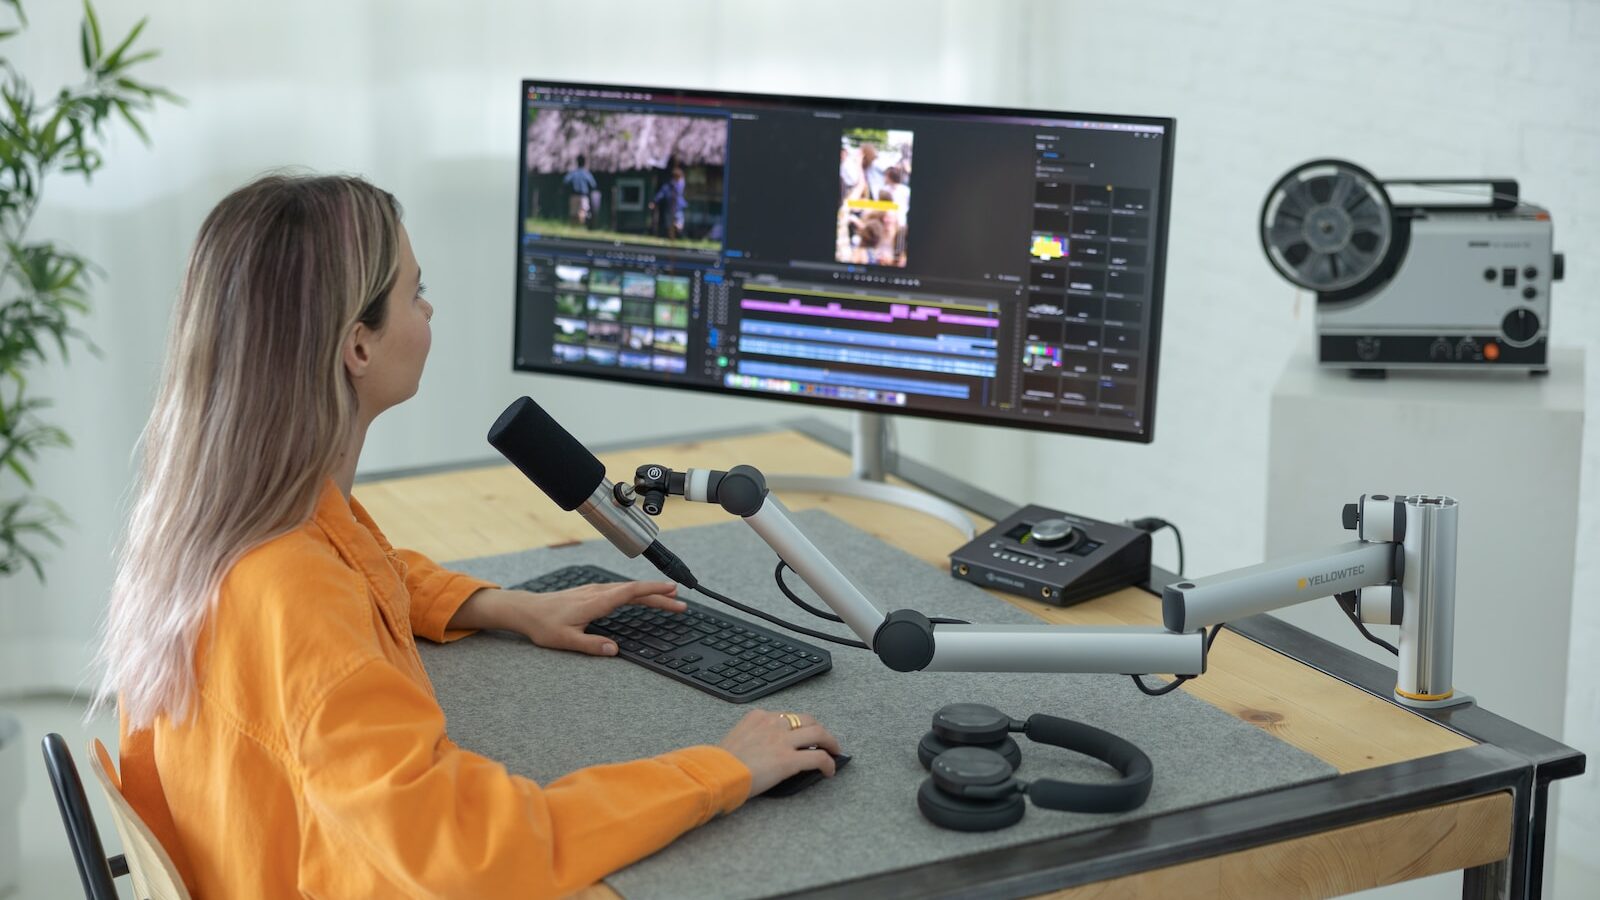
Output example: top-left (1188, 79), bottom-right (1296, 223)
top-left (514, 81), bottom-right (1174, 442)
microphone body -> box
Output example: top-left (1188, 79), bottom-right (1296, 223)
top-left (571, 479), bottom-right (657, 557)
top-left (489, 396), bottom-right (696, 586)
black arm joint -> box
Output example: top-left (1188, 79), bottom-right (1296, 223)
top-left (873, 609), bottom-right (935, 672)
top-left (717, 465), bottom-right (769, 517)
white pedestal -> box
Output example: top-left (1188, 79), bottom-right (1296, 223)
top-left (1265, 341), bottom-right (1584, 899)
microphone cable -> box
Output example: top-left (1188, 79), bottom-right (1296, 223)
top-left (1130, 622), bottom-right (1226, 696)
top-left (693, 581), bottom-right (869, 650)
top-left (773, 560), bottom-right (969, 626)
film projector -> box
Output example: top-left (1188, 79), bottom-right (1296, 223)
top-left (1259, 158), bottom-right (1564, 375)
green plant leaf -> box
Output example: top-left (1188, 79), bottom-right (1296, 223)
top-left (100, 16), bottom-right (146, 73)
top-left (83, 0), bottom-right (103, 65)
top-left (112, 97), bottom-right (149, 144)
top-left (4, 454), bottom-right (31, 487)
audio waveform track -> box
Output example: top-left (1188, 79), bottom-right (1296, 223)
top-left (740, 319), bottom-right (997, 358)
top-left (737, 337), bottom-right (996, 378)
top-left (740, 298), bottom-right (1000, 328)
top-left (732, 361), bottom-right (969, 400)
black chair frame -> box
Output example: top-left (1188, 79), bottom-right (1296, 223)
top-left (41, 732), bottom-right (129, 900)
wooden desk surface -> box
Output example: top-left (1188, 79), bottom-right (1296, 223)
top-left (356, 428), bottom-right (1507, 899)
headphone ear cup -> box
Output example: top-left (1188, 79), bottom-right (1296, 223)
top-left (918, 731), bottom-right (1023, 771)
top-left (916, 777), bottom-right (1026, 832)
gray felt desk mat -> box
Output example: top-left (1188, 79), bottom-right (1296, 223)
top-left (422, 509), bottom-right (1335, 900)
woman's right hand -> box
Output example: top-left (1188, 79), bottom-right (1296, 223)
top-left (717, 708), bottom-right (842, 798)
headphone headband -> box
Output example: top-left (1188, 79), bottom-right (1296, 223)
top-left (1021, 714), bottom-right (1153, 813)
top-left (917, 704), bottom-right (1153, 830)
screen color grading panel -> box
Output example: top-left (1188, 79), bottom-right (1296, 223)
top-left (514, 81), bottom-right (1172, 440)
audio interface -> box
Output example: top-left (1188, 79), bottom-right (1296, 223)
top-left (949, 505), bottom-right (1151, 606)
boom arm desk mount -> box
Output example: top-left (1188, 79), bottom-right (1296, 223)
top-left (620, 461), bottom-right (1468, 708)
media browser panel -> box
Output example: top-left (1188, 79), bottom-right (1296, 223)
top-left (515, 81), bottom-right (1173, 441)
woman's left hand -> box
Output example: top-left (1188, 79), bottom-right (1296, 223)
top-left (452, 582), bottom-right (685, 656)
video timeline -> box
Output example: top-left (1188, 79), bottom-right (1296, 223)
top-left (725, 285), bottom-right (999, 407)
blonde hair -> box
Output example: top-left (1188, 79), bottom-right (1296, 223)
top-left (94, 173), bottom-right (403, 730)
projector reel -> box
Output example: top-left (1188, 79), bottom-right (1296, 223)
top-left (1260, 159), bottom-right (1394, 293)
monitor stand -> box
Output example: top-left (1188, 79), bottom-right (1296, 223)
top-left (764, 412), bottom-right (979, 539)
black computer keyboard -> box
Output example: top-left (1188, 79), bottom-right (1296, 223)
top-left (509, 564), bottom-right (832, 703)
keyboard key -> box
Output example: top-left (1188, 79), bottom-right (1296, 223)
top-left (641, 637), bottom-right (675, 653)
top-left (638, 649), bottom-right (658, 659)
top-left (694, 671), bottom-right (721, 683)
top-left (679, 665), bottom-right (699, 674)
top-left (681, 654), bottom-right (701, 663)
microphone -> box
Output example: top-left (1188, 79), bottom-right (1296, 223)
top-left (488, 396), bottom-right (699, 587)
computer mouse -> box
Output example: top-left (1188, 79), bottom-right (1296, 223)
top-left (761, 753), bottom-right (851, 798)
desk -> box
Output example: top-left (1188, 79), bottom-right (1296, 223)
top-left (355, 421), bottom-right (1584, 899)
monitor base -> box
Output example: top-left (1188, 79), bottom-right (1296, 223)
top-left (763, 474), bottom-right (978, 540)
top-left (769, 412), bottom-right (978, 539)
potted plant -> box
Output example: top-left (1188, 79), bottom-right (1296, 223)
top-left (0, 1), bottom-right (173, 891)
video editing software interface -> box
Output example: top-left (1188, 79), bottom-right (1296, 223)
top-left (515, 82), bottom-right (1172, 440)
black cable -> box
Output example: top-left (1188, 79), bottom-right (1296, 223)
top-left (1334, 592), bottom-right (1399, 656)
top-left (774, 561), bottom-right (968, 625)
top-left (774, 561), bottom-right (843, 623)
top-left (692, 582), bottom-right (869, 650)
top-left (1128, 516), bottom-right (1184, 576)
top-left (1130, 623), bottom-right (1224, 696)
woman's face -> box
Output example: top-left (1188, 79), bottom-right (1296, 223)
top-left (348, 224), bottom-right (433, 418)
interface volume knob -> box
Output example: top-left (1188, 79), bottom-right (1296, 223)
top-left (1501, 308), bottom-right (1540, 345)
top-left (1028, 518), bottom-right (1082, 551)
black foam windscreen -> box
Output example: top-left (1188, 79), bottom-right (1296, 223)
top-left (487, 396), bottom-right (606, 511)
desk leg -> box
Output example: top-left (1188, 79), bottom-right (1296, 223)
top-left (1463, 769), bottom-right (1539, 900)
top-left (1526, 780), bottom-right (1551, 899)
top-left (1462, 859), bottom-right (1509, 900)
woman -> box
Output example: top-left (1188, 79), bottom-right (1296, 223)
top-left (92, 174), bottom-right (841, 897)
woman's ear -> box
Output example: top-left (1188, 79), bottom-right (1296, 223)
top-left (342, 323), bottom-right (374, 380)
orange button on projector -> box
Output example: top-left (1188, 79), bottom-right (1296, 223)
top-left (1485, 342), bottom-right (1501, 361)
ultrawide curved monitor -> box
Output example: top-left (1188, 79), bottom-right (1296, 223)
top-left (514, 80), bottom-right (1174, 442)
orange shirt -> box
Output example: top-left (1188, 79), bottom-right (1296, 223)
top-left (119, 478), bottom-right (750, 898)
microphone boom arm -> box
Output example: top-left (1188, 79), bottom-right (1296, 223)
top-left (631, 463), bottom-right (1208, 677)
top-left (486, 395), bottom-right (1465, 704)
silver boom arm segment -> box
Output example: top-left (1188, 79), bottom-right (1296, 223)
top-left (629, 464), bottom-right (1207, 677)
top-left (1162, 494), bottom-right (1465, 708)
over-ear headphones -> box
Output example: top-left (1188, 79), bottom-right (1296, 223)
top-left (916, 703), bottom-right (1153, 832)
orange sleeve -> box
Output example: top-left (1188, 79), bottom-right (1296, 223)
top-left (395, 548), bottom-right (498, 643)
top-left (295, 656), bottom-right (750, 896)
